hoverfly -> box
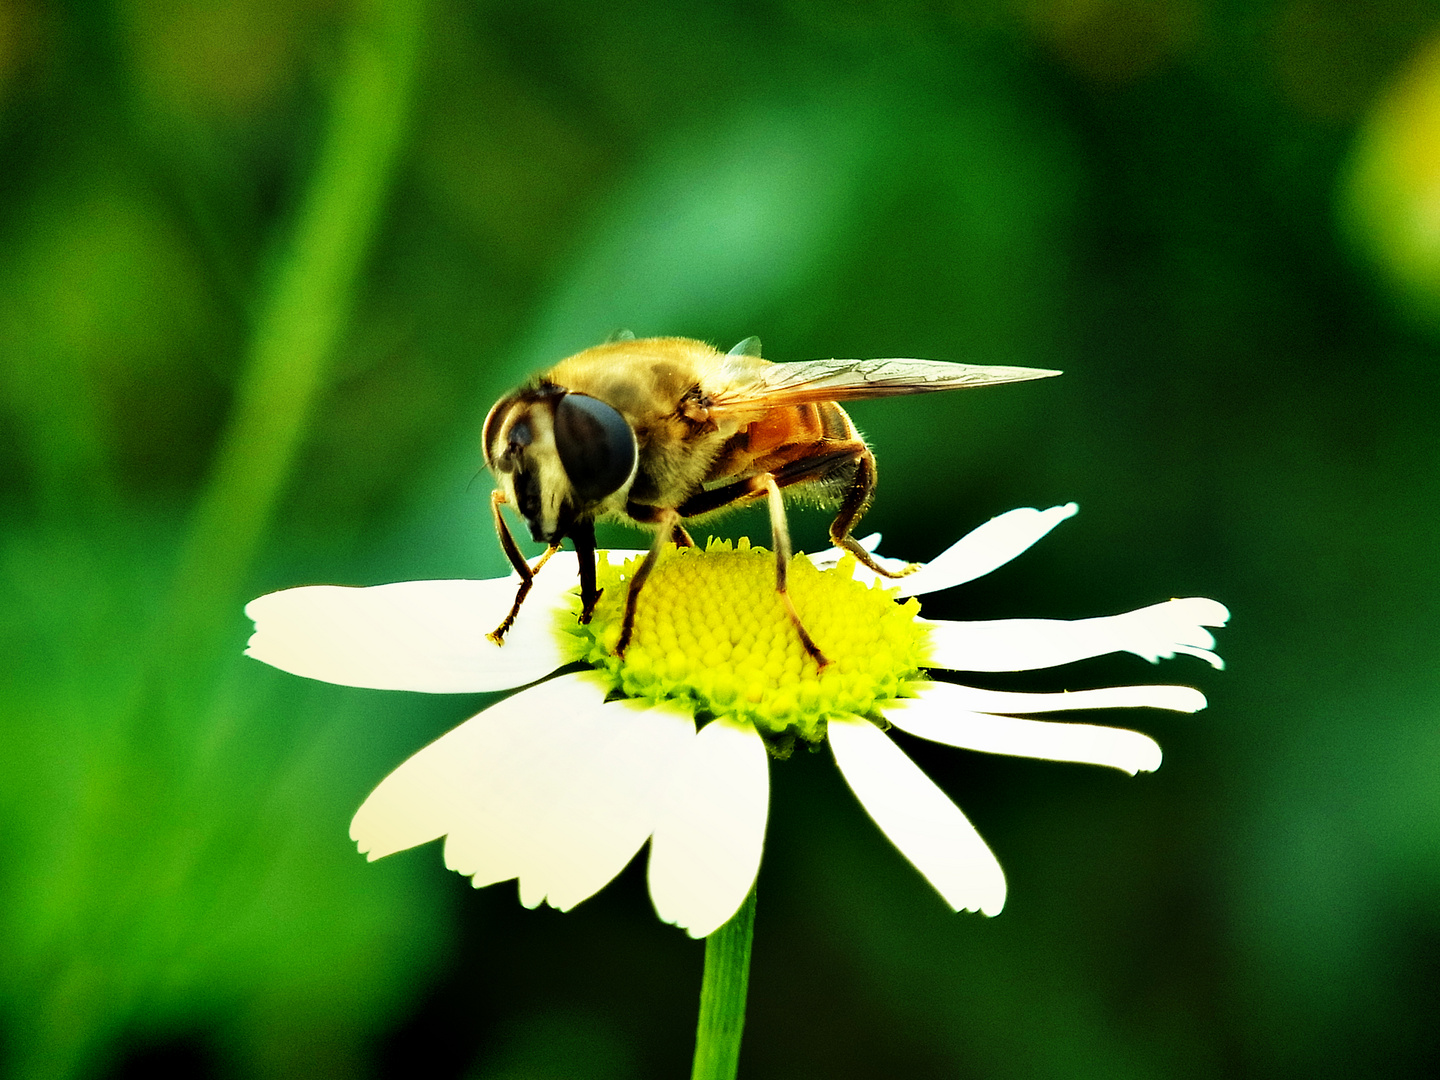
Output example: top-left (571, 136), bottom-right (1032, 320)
top-left (482, 334), bottom-right (1059, 666)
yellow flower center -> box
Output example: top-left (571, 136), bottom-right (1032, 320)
top-left (557, 540), bottom-right (930, 752)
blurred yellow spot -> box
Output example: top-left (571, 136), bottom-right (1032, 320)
top-left (1343, 30), bottom-right (1440, 333)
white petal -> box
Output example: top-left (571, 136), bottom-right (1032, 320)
top-left (909, 681), bottom-right (1208, 715)
top-left (507, 695), bottom-right (695, 911)
top-left (350, 673), bottom-right (600, 864)
top-left (647, 717), bottom-right (769, 939)
top-left (893, 503), bottom-right (1078, 596)
top-left (245, 572), bottom-right (577, 693)
top-left (352, 673), bottom-right (692, 913)
top-left (886, 685), bottom-right (1163, 775)
top-left (809, 505), bottom-right (1077, 594)
top-left (925, 597), bottom-right (1231, 673)
top-left (828, 715), bottom-right (1006, 916)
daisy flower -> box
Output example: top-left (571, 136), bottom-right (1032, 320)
top-left (244, 503), bottom-right (1227, 938)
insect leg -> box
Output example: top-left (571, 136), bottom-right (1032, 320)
top-left (673, 524), bottom-right (696, 548)
top-left (664, 445), bottom-right (890, 665)
top-left (828, 446), bottom-right (918, 579)
top-left (570, 518), bottom-right (602, 623)
top-left (488, 490), bottom-right (560, 644)
top-left (761, 474), bottom-right (830, 669)
top-left (616, 508), bottom-right (681, 657)
top-left (669, 446), bottom-right (859, 518)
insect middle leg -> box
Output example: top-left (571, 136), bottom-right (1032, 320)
top-left (673, 440), bottom-right (893, 580)
top-left (617, 481), bottom-right (830, 665)
top-left (615, 509), bottom-right (690, 656)
top-left (668, 450), bottom-right (869, 667)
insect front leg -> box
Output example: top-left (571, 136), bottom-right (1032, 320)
top-left (570, 518), bottom-right (602, 623)
top-left (827, 446), bottom-right (918, 580)
top-left (488, 490), bottom-right (560, 645)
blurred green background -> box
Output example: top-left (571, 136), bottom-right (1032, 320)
top-left (3, 0), bottom-right (1439, 1077)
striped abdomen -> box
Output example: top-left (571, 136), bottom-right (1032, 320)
top-left (707, 400), bottom-right (862, 483)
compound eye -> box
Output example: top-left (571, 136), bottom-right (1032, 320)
top-left (553, 393), bottom-right (637, 505)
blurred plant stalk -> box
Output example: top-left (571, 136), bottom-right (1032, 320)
top-left (10, 2), bottom-right (427, 1078)
top-left (161, 0), bottom-right (426, 682)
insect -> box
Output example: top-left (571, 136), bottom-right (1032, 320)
top-left (482, 334), bottom-right (1059, 666)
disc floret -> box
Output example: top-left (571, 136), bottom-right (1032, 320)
top-left (559, 540), bottom-right (930, 750)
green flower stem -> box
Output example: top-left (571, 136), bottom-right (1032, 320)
top-left (692, 886), bottom-right (757, 1080)
top-left (162, 0), bottom-right (426, 668)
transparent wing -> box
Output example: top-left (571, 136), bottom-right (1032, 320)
top-left (710, 355), bottom-right (1060, 411)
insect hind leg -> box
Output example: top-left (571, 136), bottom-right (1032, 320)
top-left (622, 476), bottom-right (831, 667)
top-left (828, 447), bottom-right (918, 580)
